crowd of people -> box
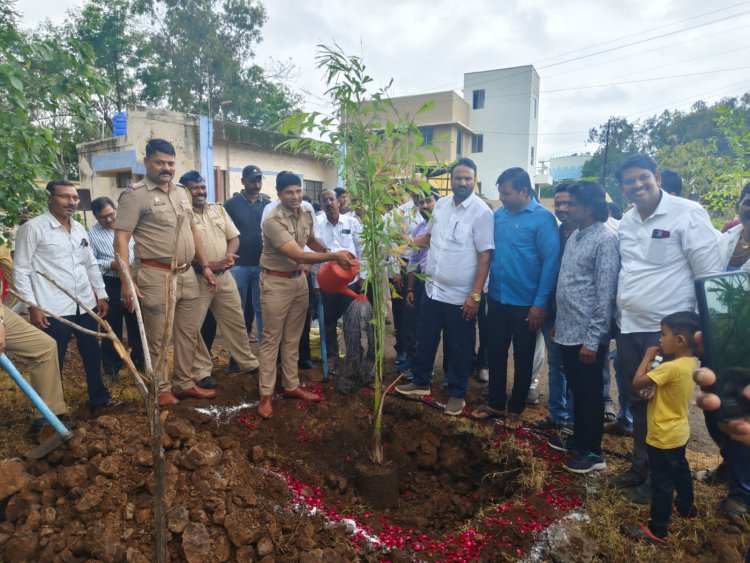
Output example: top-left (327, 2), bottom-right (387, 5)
top-left (1, 138), bottom-right (749, 548)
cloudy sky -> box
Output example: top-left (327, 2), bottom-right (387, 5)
top-left (18, 0), bottom-right (750, 161)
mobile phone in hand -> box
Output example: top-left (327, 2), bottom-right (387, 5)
top-left (695, 271), bottom-right (750, 421)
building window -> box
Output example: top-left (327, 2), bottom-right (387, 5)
top-left (472, 134), bottom-right (484, 153)
top-left (472, 89), bottom-right (485, 110)
top-left (116, 172), bottom-right (132, 188)
top-left (419, 126), bottom-right (434, 146)
top-left (530, 146), bottom-right (535, 166)
top-left (456, 132), bottom-right (463, 157)
top-left (303, 179), bottom-right (323, 202)
top-left (533, 97), bottom-right (538, 119)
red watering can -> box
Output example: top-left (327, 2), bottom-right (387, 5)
top-left (317, 254), bottom-right (367, 301)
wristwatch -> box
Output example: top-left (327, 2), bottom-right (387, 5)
top-left (470, 293), bottom-right (481, 303)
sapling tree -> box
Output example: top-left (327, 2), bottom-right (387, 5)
top-left (278, 44), bottom-right (433, 464)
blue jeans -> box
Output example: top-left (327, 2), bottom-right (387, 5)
top-left (45, 313), bottom-right (111, 408)
top-left (412, 294), bottom-right (475, 399)
top-left (602, 343), bottom-right (615, 410)
top-left (611, 346), bottom-right (633, 431)
top-left (542, 320), bottom-right (573, 425)
top-left (231, 265), bottom-right (262, 342)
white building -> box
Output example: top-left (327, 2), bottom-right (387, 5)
top-left (389, 65), bottom-right (540, 197)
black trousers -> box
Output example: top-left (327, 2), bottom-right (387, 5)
top-left (102, 276), bottom-right (144, 371)
top-left (391, 275), bottom-right (407, 355)
top-left (401, 278), bottom-right (424, 363)
top-left (321, 283), bottom-right (357, 359)
top-left (647, 444), bottom-right (693, 537)
top-left (486, 299), bottom-right (536, 414)
top-left (298, 274), bottom-right (314, 362)
top-left (560, 343), bottom-right (607, 454)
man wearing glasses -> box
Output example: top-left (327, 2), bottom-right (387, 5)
top-left (89, 196), bottom-right (144, 380)
top-left (14, 180), bottom-right (116, 411)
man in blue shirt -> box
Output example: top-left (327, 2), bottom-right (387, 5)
top-left (472, 167), bottom-right (560, 428)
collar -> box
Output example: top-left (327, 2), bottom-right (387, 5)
top-left (519, 198), bottom-right (539, 213)
top-left (280, 204), bottom-right (310, 219)
top-left (452, 193), bottom-right (476, 209)
top-left (634, 189), bottom-right (670, 222)
top-left (324, 213), bottom-right (341, 227)
top-left (43, 211), bottom-right (67, 230)
top-left (143, 176), bottom-right (173, 192)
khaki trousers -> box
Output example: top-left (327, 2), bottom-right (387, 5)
top-left (258, 272), bottom-right (309, 395)
top-left (2, 304), bottom-right (67, 417)
top-left (192, 272), bottom-right (259, 378)
top-left (136, 265), bottom-right (202, 394)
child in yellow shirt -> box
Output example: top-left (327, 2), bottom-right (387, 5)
top-left (621, 311), bottom-right (700, 544)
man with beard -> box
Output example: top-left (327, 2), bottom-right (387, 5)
top-left (223, 165), bottom-right (269, 343)
top-left (609, 154), bottom-right (721, 504)
top-left (14, 180), bottom-right (115, 411)
top-left (395, 158), bottom-right (494, 417)
top-left (115, 139), bottom-right (218, 407)
top-left (181, 171), bottom-right (259, 387)
top-left (313, 189), bottom-right (364, 373)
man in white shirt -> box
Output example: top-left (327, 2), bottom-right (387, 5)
top-left (609, 154), bottom-right (722, 504)
top-left (396, 158), bottom-right (494, 416)
top-left (14, 180), bottom-right (115, 410)
top-left (89, 196), bottom-right (144, 380)
top-left (313, 189), bottom-right (364, 370)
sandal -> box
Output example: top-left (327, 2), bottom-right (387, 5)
top-left (620, 523), bottom-right (667, 545)
top-left (469, 405), bottom-right (506, 421)
top-left (506, 413), bottom-right (524, 429)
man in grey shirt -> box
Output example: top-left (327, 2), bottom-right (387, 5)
top-left (551, 181), bottom-right (619, 474)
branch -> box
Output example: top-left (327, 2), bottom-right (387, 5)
top-left (115, 253), bottom-right (153, 375)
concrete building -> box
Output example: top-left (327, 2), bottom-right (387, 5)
top-left (389, 65), bottom-right (540, 197)
top-left (549, 153), bottom-right (591, 182)
top-left (77, 106), bottom-right (337, 218)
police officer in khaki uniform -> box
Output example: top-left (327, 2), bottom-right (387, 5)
top-left (257, 171), bottom-right (354, 419)
top-left (181, 171), bottom-right (260, 384)
top-left (115, 139), bottom-right (218, 407)
top-left (0, 303), bottom-right (73, 441)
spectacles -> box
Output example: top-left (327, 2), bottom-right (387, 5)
top-left (96, 212), bottom-right (116, 222)
top-left (53, 194), bottom-right (80, 202)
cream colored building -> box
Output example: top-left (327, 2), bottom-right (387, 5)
top-left (77, 106), bottom-right (337, 219)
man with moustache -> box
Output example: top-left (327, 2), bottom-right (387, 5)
top-left (395, 158), bottom-right (494, 417)
top-left (14, 180), bottom-right (115, 410)
top-left (314, 189), bottom-right (364, 371)
top-left (181, 171), bottom-right (259, 386)
top-left (115, 139), bottom-right (218, 407)
top-left (472, 167), bottom-right (559, 428)
top-left (256, 171), bottom-right (355, 419)
top-left (223, 165), bottom-right (269, 343)
top-left (609, 154), bottom-right (721, 504)
top-left (89, 196), bottom-right (144, 380)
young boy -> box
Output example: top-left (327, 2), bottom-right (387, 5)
top-left (620, 311), bottom-right (700, 544)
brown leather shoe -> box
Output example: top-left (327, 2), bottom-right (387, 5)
top-left (257, 394), bottom-right (273, 419)
top-left (158, 392), bottom-right (180, 407)
top-left (282, 387), bottom-right (322, 402)
top-left (174, 385), bottom-right (216, 400)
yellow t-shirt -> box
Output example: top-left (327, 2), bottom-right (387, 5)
top-left (646, 356), bottom-right (699, 449)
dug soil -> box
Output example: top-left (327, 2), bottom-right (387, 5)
top-left (1, 346), bottom-right (748, 562)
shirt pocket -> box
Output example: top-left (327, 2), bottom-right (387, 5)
top-left (645, 236), bottom-right (680, 264)
top-left (149, 205), bottom-right (173, 226)
top-left (446, 222), bottom-right (471, 246)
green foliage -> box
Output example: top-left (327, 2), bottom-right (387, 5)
top-left (583, 95), bottom-right (750, 216)
top-left (278, 44), bottom-right (432, 464)
top-left (0, 0), bottom-right (108, 239)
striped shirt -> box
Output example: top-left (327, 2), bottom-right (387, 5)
top-left (89, 222), bottom-right (135, 278)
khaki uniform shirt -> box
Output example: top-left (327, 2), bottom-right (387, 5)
top-left (260, 204), bottom-right (313, 272)
top-left (193, 204), bottom-right (240, 262)
top-left (116, 177), bottom-right (195, 265)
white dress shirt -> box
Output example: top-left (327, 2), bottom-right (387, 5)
top-left (424, 193), bottom-right (494, 305)
top-left (617, 191), bottom-right (722, 333)
top-left (14, 212), bottom-right (107, 315)
top-left (88, 222), bottom-right (135, 277)
top-left (312, 212), bottom-right (364, 288)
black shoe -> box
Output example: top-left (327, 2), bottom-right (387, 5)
top-left (606, 469), bottom-right (645, 489)
top-left (530, 416), bottom-right (571, 431)
top-left (197, 376), bottom-right (217, 389)
top-left (547, 434), bottom-right (580, 453)
top-left (298, 359), bottom-right (315, 370)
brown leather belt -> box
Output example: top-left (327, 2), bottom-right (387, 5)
top-left (141, 259), bottom-right (190, 274)
top-left (263, 268), bottom-right (301, 279)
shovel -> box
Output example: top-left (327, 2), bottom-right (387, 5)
top-left (317, 297), bottom-right (329, 382)
top-left (1, 353), bottom-right (74, 459)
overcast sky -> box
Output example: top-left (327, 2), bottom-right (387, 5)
top-left (18, 0), bottom-right (750, 162)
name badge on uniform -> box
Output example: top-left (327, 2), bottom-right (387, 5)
top-left (153, 196), bottom-right (165, 206)
top-left (651, 229), bottom-right (670, 239)
top-left (342, 229), bottom-right (351, 234)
